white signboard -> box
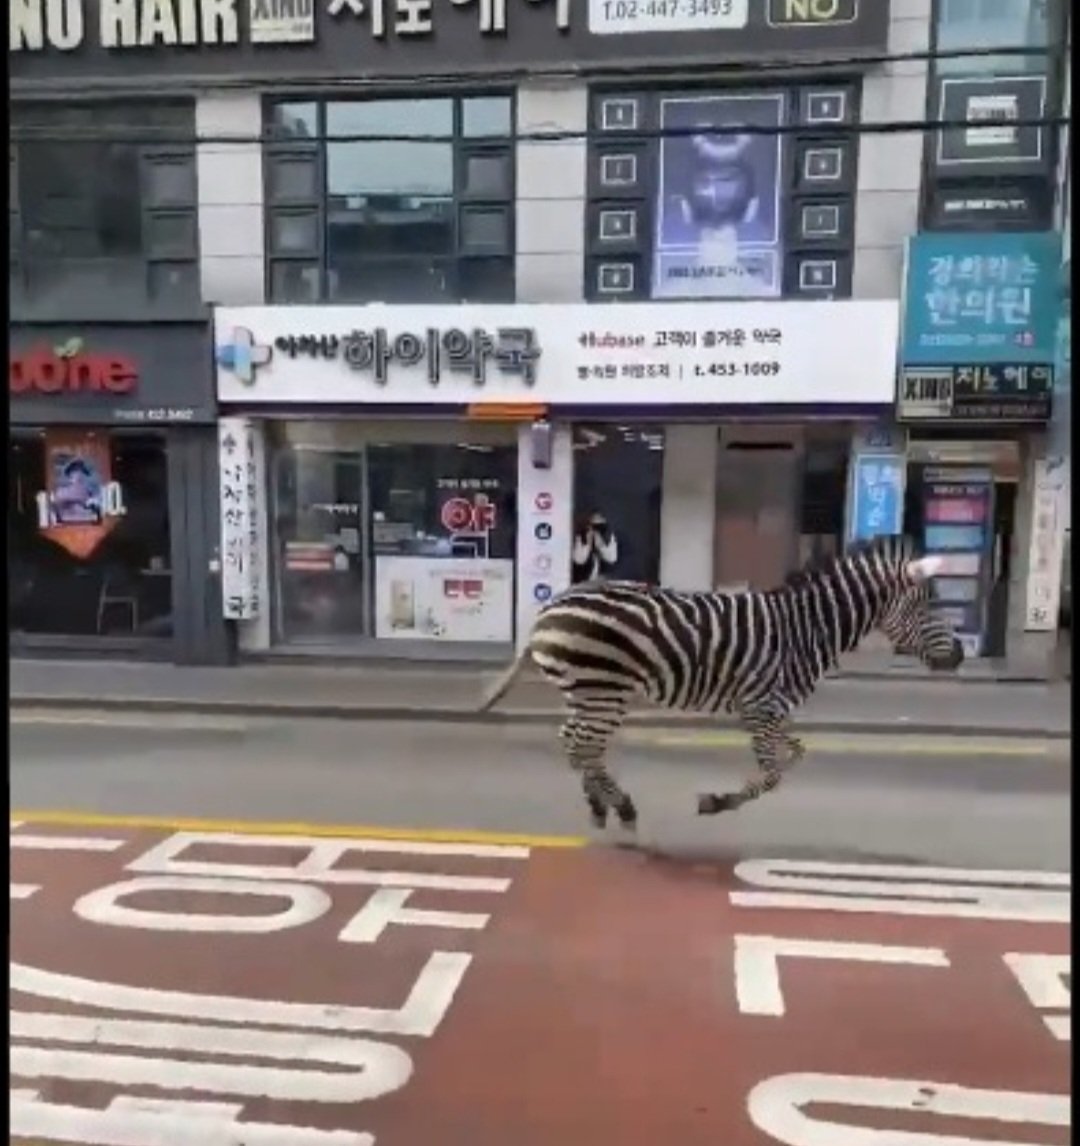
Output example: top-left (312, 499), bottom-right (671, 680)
top-left (588, 0), bottom-right (748, 36)
top-left (218, 417), bottom-right (265, 621)
top-left (249, 0), bottom-right (315, 43)
top-left (515, 424), bottom-right (574, 648)
top-left (373, 556), bottom-right (514, 642)
top-left (1024, 455), bottom-right (1069, 631)
top-left (214, 301), bottom-right (900, 409)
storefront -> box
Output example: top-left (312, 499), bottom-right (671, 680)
top-left (896, 230), bottom-right (1061, 660)
top-left (214, 299), bottom-right (900, 658)
top-left (10, 322), bottom-right (228, 664)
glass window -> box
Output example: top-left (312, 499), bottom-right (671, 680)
top-left (12, 102), bottom-right (198, 307)
top-left (10, 430), bottom-right (174, 640)
top-left (266, 94), bottom-right (515, 304)
top-left (269, 435), bottom-right (517, 647)
top-left (572, 425), bottom-right (664, 583)
top-left (934, 0), bottom-right (1050, 74)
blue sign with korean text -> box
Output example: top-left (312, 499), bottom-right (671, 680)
top-left (849, 455), bottom-right (905, 543)
top-left (901, 232), bottom-right (1061, 366)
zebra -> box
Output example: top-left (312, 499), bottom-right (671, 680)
top-left (478, 535), bottom-right (963, 830)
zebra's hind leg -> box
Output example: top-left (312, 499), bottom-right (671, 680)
top-left (698, 704), bottom-right (793, 815)
top-left (558, 688), bottom-right (636, 830)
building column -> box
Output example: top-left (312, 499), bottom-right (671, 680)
top-left (659, 425), bottom-right (718, 590)
top-left (196, 92), bottom-right (265, 306)
top-left (515, 81), bottom-right (587, 303)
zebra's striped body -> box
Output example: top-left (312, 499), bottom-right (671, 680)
top-left (480, 535), bottom-right (963, 828)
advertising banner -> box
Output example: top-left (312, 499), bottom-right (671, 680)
top-left (848, 455), bottom-right (905, 544)
top-left (373, 556), bottom-right (514, 643)
top-left (37, 429), bottom-right (124, 560)
top-left (653, 93), bottom-right (785, 300)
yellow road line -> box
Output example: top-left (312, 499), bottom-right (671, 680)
top-left (624, 730), bottom-right (1060, 756)
top-left (9, 809), bottom-right (587, 850)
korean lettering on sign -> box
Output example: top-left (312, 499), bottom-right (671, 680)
top-left (218, 418), bottom-right (263, 621)
top-left (272, 327), bottom-right (540, 388)
top-left (923, 251), bottom-right (1037, 337)
top-left (326, 0), bottom-right (570, 39)
top-left (903, 233), bottom-right (1060, 368)
top-left (573, 325), bottom-right (784, 383)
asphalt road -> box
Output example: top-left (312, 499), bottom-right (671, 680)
top-left (10, 710), bottom-right (1071, 871)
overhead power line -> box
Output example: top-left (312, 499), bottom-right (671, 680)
top-left (10, 115), bottom-right (1073, 146)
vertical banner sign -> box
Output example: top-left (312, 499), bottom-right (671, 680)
top-left (218, 418), bottom-right (264, 620)
top-left (516, 424), bottom-right (574, 650)
top-left (36, 429), bottom-right (125, 560)
top-left (1024, 456), bottom-right (1069, 632)
top-left (653, 94), bottom-right (785, 300)
top-left (921, 466), bottom-right (994, 657)
top-left (849, 456), bottom-right (905, 544)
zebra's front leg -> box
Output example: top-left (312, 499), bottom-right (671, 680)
top-left (558, 692), bottom-right (636, 830)
top-left (698, 706), bottom-right (793, 815)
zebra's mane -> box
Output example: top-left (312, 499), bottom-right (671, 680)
top-left (779, 535), bottom-right (918, 594)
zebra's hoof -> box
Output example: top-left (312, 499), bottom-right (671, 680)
top-left (589, 808), bottom-right (609, 829)
top-left (615, 798), bottom-right (638, 829)
top-left (698, 792), bottom-right (738, 815)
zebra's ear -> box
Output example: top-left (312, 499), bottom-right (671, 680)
top-left (906, 555), bottom-right (946, 581)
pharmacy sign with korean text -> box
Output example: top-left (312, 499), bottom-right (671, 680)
top-left (897, 231), bottom-right (1059, 425)
top-left (215, 300), bottom-right (900, 411)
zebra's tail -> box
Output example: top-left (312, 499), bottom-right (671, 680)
top-left (478, 644), bottom-right (533, 712)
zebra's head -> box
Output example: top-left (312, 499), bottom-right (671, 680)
top-left (880, 549), bottom-right (964, 672)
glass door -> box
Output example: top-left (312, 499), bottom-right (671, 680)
top-left (271, 446), bottom-right (369, 644)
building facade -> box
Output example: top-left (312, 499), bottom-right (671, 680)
top-left (11, 0), bottom-right (1068, 666)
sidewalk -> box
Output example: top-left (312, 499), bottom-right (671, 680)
top-left (9, 657), bottom-right (1071, 738)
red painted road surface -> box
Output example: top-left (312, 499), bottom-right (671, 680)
top-left (10, 822), bottom-right (1071, 1145)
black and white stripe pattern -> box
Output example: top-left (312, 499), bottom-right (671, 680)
top-left (480, 535), bottom-right (963, 829)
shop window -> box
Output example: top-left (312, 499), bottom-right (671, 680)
top-left (572, 425), bottom-right (664, 584)
top-left (265, 95), bottom-right (515, 304)
top-left (12, 103), bottom-right (199, 310)
top-left (933, 0), bottom-right (1050, 75)
top-left (270, 438), bottom-right (516, 647)
top-left (9, 430), bottom-right (174, 641)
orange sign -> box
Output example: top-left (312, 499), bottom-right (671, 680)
top-left (37, 429), bottom-right (124, 560)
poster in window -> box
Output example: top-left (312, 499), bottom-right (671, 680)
top-left (653, 94), bottom-right (785, 300)
top-left (36, 429), bottom-right (124, 560)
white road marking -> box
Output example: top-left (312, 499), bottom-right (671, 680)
top-left (1003, 953), bottom-right (1071, 1042)
top-left (734, 936), bottom-right (950, 1018)
top-left (747, 1073), bottom-right (1071, 1145)
top-left (11, 1090), bottom-right (375, 1145)
top-left (732, 860), bottom-right (1071, 923)
top-left (124, 831), bottom-right (520, 891)
top-left (10, 884), bottom-right (41, 900)
top-left (12, 950), bottom-right (473, 1038)
top-left (11, 833), bottom-right (125, 852)
top-left (73, 876), bottom-right (333, 934)
top-left (338, 887), bottom-right (489, 944)
top-left (11, 1011), bottom-right (412, 1102)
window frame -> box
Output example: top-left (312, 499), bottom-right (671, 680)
top-left (11, 101), bottom-right (199, 307)
top-left (263, 91), bottom-right (517, 305)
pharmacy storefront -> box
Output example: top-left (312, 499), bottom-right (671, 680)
top-left (214, 300), bottom-right (899, 659)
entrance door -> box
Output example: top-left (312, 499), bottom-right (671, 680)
top-left (271, 447), bottom-right (369, 644)
top-left (714, 445), bottom-right (799, 591)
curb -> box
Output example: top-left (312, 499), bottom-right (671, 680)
top-left (9, 695), bottom-right (1070, 740)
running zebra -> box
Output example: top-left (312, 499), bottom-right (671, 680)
top-left (479, 535), bottom-right (962, 830)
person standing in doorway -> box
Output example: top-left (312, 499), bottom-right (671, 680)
top-left (572, 511), bottom-right (620, 583)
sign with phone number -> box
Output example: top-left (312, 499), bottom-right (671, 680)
top-left (589, 0), bottom-right (747, 35)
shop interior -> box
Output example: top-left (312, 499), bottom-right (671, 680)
top-left (9, 429), bottom-right (174, 644)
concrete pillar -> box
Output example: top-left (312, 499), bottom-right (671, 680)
top-left (515, 81), bottom-right (587, 302)
top-left (196, 92), bottom-right (265, 305)
top-left (659, 425), bottom-right (718, 590)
